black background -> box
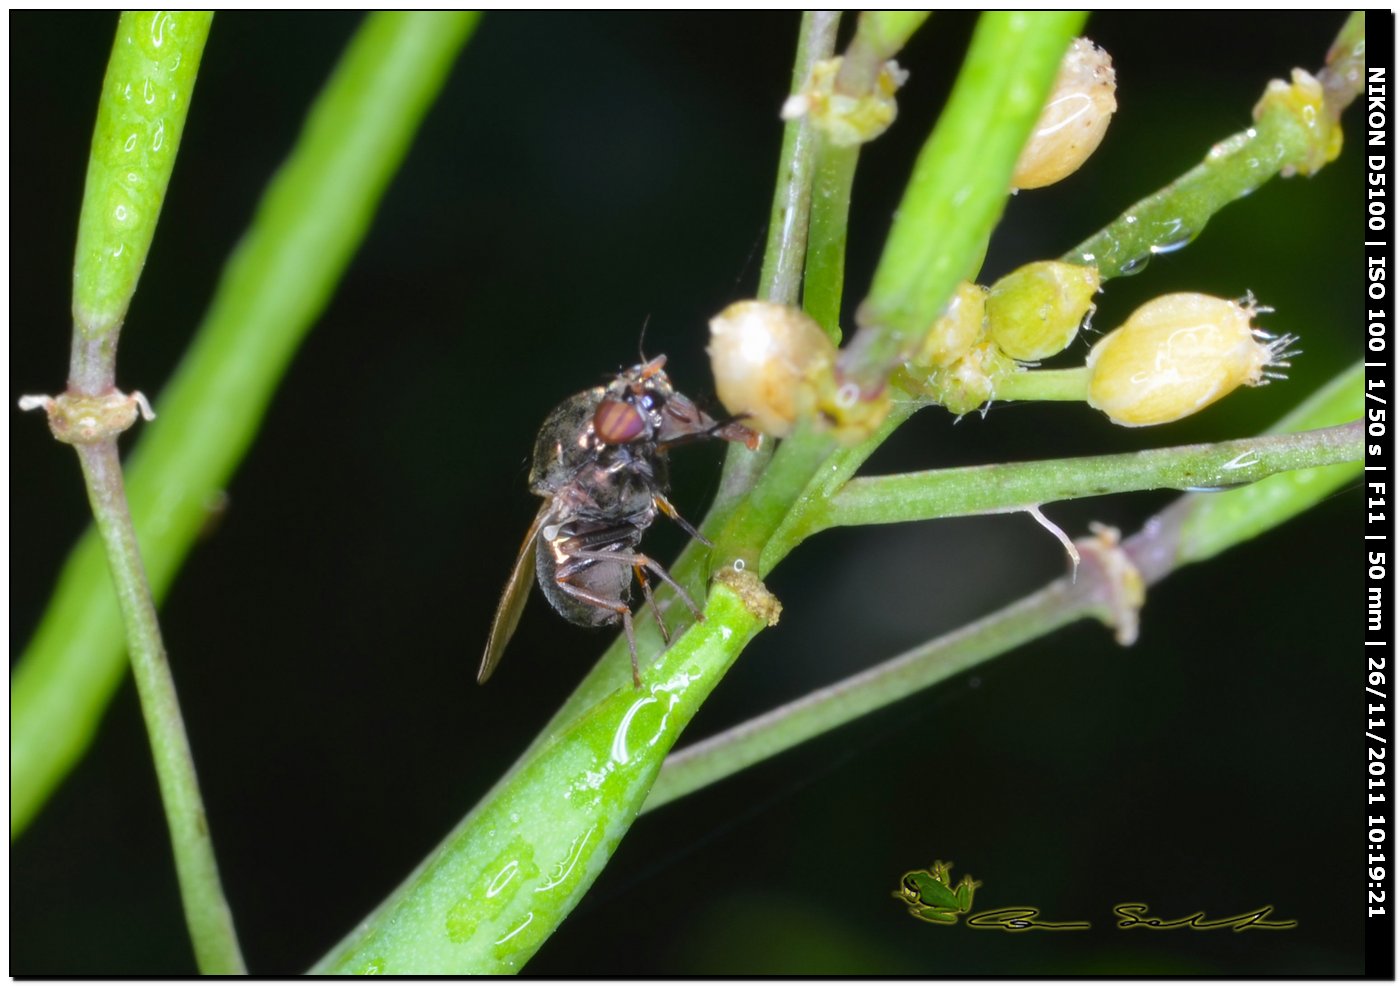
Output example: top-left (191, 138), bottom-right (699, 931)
top-left (11, 11), bottom-right (1366, 975)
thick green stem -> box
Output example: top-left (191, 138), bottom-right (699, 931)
top-left (75, 443), bottom-right (244, 973)
top-left (314, 581), bottom-right (772, 974)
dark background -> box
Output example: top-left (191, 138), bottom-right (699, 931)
top-left (11, 11), bottom-right (1365, 975)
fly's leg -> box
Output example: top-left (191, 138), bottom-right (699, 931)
top-left (570, 548), bottom-right (704, 623)
top-left (635, 565), bottom-right (670, 644)
top-left (653, 493), bottom-right (711, 547)
top-left (550, 576), bottom-right (642, 687)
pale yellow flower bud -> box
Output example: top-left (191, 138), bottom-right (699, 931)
top-left (1012, 38), bottom-right (1117, 190)
top-left (1086, 293), bottom-right (1297, 427)
top-left (915, 281), bottom-right (987, 368)
top-left (986, 261), bottom-right (1100, 362)
top-left (708, 300), bottom-right (836, 438)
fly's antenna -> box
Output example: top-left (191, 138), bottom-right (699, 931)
top-left (637, 313), bottom-right (653, 363)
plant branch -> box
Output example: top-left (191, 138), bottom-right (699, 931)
top-left (314, 578), bottom-right (777, 974)
top-left (1064, 12), bottom-right (1364, 279)
top-left (714, 11), bottom-right (841, 518)
top-left (76, 442), bottom-right (244, 973)
top-left (812, 419), bottom-right (1360, 533)
top-left (647, 362), bottom-right (1362, 811)
top-left (25, 12), bottom-right (244, 972)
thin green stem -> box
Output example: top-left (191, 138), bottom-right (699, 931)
top-left (648, 364), bottom-right (1363, 811)
top-left (843, 11), bottom-right (1086, 393)
top-left (716, 11), bottom-right (840, 516)
top-left (1064, 13), bottom-right (1364, 279)
top-left (75, 443), bottom-right (244, 973)
top-left (803, 140), bottom-right (859, 340)
top-left (993, 366), bottom-right (1090, 402)
top-left (12, 12), bottom-right (479, 839)
top-left (648, 572), bottom-right (1085, 813)
top-left (757, 10), bottom-right (840, 307)
top-left (835, 11), bottom-right (930, 94)
top-left (804, 11), bottom-right (929, 341)
top-left (1320, 12), bottom-right (1365, 120)
top-left (815, 420), bottom-right (1360, 532)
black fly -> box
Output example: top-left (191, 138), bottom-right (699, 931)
top-left (477, 355), bottom-right (758, 687)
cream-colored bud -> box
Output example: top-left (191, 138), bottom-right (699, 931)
top-left (1086, 293), bottom-right (1296, 427)
top-left (916, 281), bottom-right (987, 368)
top-left (708, 300), bottom-right (836, 438)
top-left (1012, 38), bottom-right (1117, 190)
top-left (986, 261), bottom-right (1100, 362)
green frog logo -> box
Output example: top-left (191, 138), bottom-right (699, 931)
top-left (892, 860), bottom-right (980, 925)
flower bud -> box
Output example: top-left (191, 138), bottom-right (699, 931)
top-left (1253, 67), bottom-right (1343, 177)
top-left (917, 339), bottom-right (1017, 417)
top-left (915, 281), bottom-right (987, 368)
top-left (781, 57), bottom-right (909, 147)
top-left (1086, 293), bottom-right (1296, 427)
top-left (986, 260), bottom-right (1100, 362)
top-left (1012, 38), bottom-right (1117, 190)
top-left (708, 300), bottom-right (836, 438)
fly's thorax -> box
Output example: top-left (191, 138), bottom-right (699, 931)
top-left (529, 388), bottom-right (605, 495)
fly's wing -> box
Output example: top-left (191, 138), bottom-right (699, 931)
top-left (477, 504), bottom-right (549, 684)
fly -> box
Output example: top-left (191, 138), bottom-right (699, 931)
top-left (477, 355), bottom-right (758, 687)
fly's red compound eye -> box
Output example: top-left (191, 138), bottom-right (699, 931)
top-left (593, 398), bottom-right (646, 444)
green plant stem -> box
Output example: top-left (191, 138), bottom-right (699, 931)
top-left (1064, 13), bottom-right (1364, 279)
top-left (994, 366), bottom-right (1089, 402)
top-left (803, 140), bottom-right (859, 341)
top-left (843, 11), bottom-right (1085, 393)
top-left (835, 11), bottom-right (930, 93)
top-left (647, 363), bottom-right (1362, 811)
top-left (70, 12), bottom-right (212, 390)
top-left (649, 565), bottom-right (1086, 813)
top-left (757, 10), bottom-right (840, 308)
top-left (75, 442), bottom-right (244, 973)
top-left (12, 11), bottom-right (479, 839)
top-left (36, 12), bottom-right (242, 971)
top-left (812, 420), bottom-right (1359, 532)
top-left (313, 581), bottom-right (772, 974)
top-left (804, 11), bottom-right (930, 341)
top-left (715, 11), bottom-right (841, 517)
top-left (1320, 12), bottom-right (1366, 119)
